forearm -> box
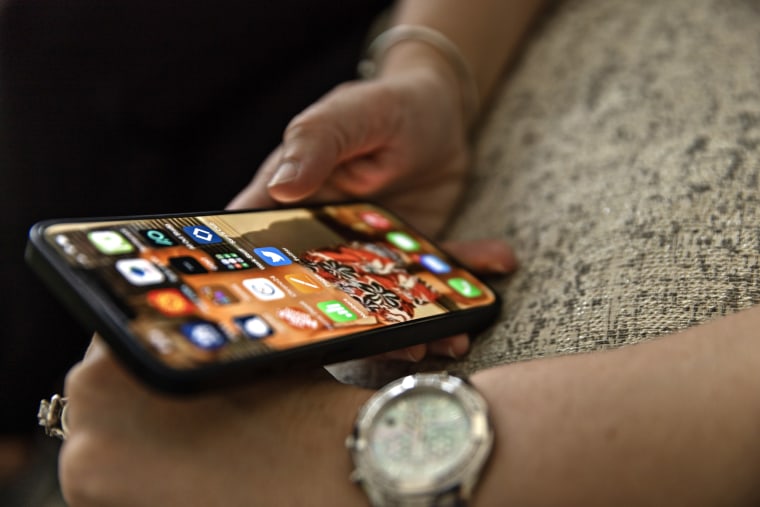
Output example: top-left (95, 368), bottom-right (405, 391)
top-left (389, 0), bottom-right (546, 102)
top-left (471, 306), bottom-right (760, 506)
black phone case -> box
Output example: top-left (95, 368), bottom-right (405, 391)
top-left (25, 206), bottom-right (501, 394)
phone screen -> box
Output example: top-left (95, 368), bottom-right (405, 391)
top-left (36, 203), bottom-right (496, 374)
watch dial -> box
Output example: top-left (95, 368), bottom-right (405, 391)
top-left (369, 390), bottom-right (471, 481)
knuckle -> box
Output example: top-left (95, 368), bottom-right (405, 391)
top-left (280, 79), bottom-right (406, 175)
top-left (64, 358), bottom-right (106, 396)
top-left (285, 112), bottom-right (350, 161)
top-left (63, 360), bottom-right (89, 399)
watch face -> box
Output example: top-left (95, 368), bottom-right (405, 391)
top-left (349, 373), bottom-right (493, 501)
top-left (368, 389), bottom-right (472, 482)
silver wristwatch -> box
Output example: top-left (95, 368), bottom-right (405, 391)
top-left (346, 372), bottom-right (493, 507)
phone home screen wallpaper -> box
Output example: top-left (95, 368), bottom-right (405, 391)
top-left (44, 203), bottom-right (494, 369)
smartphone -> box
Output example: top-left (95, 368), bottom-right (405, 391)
top-left (26, 202), bottom-right (500, 393)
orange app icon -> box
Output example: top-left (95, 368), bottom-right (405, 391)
top-left (284, 273), bottom-right (322, 294)
top-left (147, 289), bottom-right (195, 317)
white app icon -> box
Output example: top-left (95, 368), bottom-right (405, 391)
top-left (235, 315), bottom-right (274, 340)
top-left (261, 251), bottom-right (284, 263)
top-left (115, 259), bottom-right (165, 286)
top-left (242, 278), bottom-right (285, 301)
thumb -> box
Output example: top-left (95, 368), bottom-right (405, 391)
top-left (267, 82), bottom-right (398, 203)
top-left (266, 124), bottom-right (344, 203)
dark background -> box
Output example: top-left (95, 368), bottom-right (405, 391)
top-left (0, 0), bottom-right (391, 433)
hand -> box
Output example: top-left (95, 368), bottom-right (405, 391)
top-left (59, 338), bottom-right (372, 507)
top-left (228, 67), bottom-right (516, 362)
top-left (58, 238), bottom-right (515, 506)
top-left (228, 67), bottom-right (470, 237)
top-left (378, 238), bottom-right (516, 361)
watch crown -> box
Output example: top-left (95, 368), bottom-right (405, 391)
top-left (349, 469), bottom-right (363, 483)
top-left (346, 434), bottom-right (368, 452)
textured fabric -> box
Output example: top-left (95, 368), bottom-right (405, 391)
top-left (332, 0), bottom-right (760, 386)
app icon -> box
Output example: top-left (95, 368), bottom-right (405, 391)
top-left (386, 232), bottom-right (420, 252)
top-left (253, 247), bottom-right (292, 267)
top-left (181, 321), bottom-right (227, 350)
top-left (169, 256), bottom-right (209, 275)
top-left (447, 278), bottom-right (483, 298)
top-left (115, 259), bottom-right (165, 286)
top-left (146, 330), bottom-right (175, 355)
top-left (214, 252), bottom-right (252, 271)
top-left (88, 231), bottom-right (134, 255)
top-left (420, 254), bottom-right (451, 274)
top-left (242, 278), bottom-right (286, 301)
top-left (182, 225), bottom-right (223, 245)
top-left (317, 300), bottom-right (358, 323)
top-left (284, 273), bottom-right (322, 294)
top-left (360, 211), bottom-right (393, 230)
top-left (276, 307), bottom-right (322, 330)
top-left (234, 315), bottom-right (274, 340)
top-left (200, 285), bottom-right (239, 306)
top-left (139, 228), bottom-right (176, 248)
top-left (147, 289), bottom-right (196, 316)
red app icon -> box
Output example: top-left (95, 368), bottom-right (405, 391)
top-left (147, 289), bottom-right (196, 317)
top-left (360, 211), bottom-right (392, 230)
top-left (276, 307), bottom-right (323, 331)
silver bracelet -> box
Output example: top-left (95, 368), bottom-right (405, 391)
top-left (358, 24), bottom-right (480, 126)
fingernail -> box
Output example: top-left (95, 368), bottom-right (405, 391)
top-left (429, 335), bottom-right (471, 358)
top-left (488, 262), bottom-right (510, 274)
top-left (268, 160), bottom-right (299, 187)
top-left (380, 349), bottom-right (421, 362)
top-left (431, 344), bottom-right (465, 359)
top-left (406, 349), bottom-right (423, 362)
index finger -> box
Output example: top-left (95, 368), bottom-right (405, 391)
top-left (227, 146), bottom-right (283, 210)
top-left (266, 81), bottom-right (401, 203)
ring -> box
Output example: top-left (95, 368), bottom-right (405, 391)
top-left (38, 394), bottom-right (69, 440)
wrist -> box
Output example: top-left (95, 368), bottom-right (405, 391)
top-left (366, 32), bottom-right (478, 128)
top-left (304, 380), bottom-right (375, 507)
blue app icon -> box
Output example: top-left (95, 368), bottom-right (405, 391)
top-left (253, 247), bottom-right (292, 266)
top-left (180, 322), bottom-right (227, 350)
top-left (139, 228), bottom-right (176, 248)
top-left (182, 225), bottom-right (223, 245)
top-left (420, 254), bottom-right (451, 274)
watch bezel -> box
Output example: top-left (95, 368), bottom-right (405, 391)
top-left (348, 372), bottom-right (493, 502)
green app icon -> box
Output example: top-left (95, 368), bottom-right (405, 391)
top-left (386, 231), bottom-right (420, 252)
top-left (317, 300), bottom-right (358, 323)
top-left (87, 231), bottom-right (135, 255)
top-left (447, 278), bottom-right (483, 298)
